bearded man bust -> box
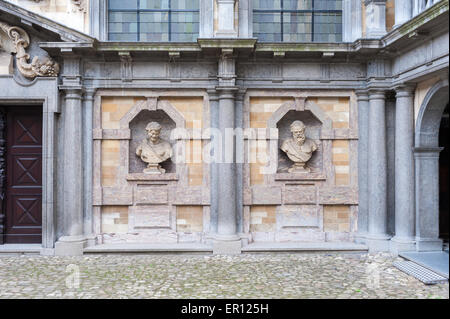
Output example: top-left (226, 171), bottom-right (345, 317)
top-left (280, 120), bottom-right (317, 173)
top-left (136, 122), bottom-right (172, 174)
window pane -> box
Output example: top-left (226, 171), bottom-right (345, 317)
top-left (108, 12), bottom-right (138, 41)
top-left (140, 0), bottom-right (169, 9)
top-left (253, 0), bottom-right (281, 10)
top-left (313, 12), bottom-right (342, 42)
top-left (172, 0), bottom-right (200, 10)
top-left (139, 12), bottom-right (169, 41)
top-left (283, 0), bottom-right (312, 10)
top-left (315, 0), bottom-right (342, 10)
top-left (109, 0), bottom-right (138, 10)
top-left (283, 12), bottom-right (312, 41)
top-left (253, 12), bottom-right (282, 42)
top-left (171, 12), bottom-right (199, 41)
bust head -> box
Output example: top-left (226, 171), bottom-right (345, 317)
top-left (290, 120), bottom-right (306, 145)
top-left (145, 121), bottom-right (162, 143)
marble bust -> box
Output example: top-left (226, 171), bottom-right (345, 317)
top-left (136, 122), bottom-right (172, 174)
top-left (281, 120), bottom-right (318, 173)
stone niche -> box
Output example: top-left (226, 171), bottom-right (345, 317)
top-left (129, 109), bottom-right (176, 174)
top-left (276, 110), bottom-right (323, 174)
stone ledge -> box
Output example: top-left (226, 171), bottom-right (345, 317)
top-left (274, 173), bottom-right (326, 181)
top-left (84, 243), bottom-right (213, 254)
top-left (127, 173), bottom-right (178, 181)
top-left (242, 242), bottom-right (368, 252)
top-left (0, 244), bottom-right (42, 254)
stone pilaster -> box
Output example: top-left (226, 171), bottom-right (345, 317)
top-left (208, 89), bottom-right (219, 235)
top-left (355, 90), bottom-right (369, 243)
top-left (364, 0), bottom-right (387, 38)
top-left (391, 85), bottom-right (416, 253)
top-left (414, 147), bottom-right (444, 251)
top-left (215, 0), bottom-right (238, 38)
top-left (394, 0), bottom-right (413, 28)
top-left (83, 89), bottom-right (96, 247)
top-left (366, 89), bottom-right (391, 251)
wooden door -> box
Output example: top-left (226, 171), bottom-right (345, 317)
top-left (3, 107), bottom-right (42, 244)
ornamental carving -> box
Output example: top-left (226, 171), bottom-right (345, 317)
top-left (0, 21), bottom-right (59, 78)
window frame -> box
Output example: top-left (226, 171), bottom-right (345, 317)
top-left (107, 0), bottom-right (201, 42)
top-left (252, 0), bottom-right (343, 42)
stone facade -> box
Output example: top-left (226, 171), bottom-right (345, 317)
top-left (0, 0), bottom-right (448, 255)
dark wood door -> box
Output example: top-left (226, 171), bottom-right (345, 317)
top-left (4, 107), bottom-right (42, 244)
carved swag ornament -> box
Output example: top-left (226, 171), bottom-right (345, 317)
top-left (0, 21), bottom-right (59, 78)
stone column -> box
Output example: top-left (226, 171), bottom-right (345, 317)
top-left (83, 89), bottom-right (96, 246)
top-left (356, 90), bottom-right (369, 243)
top-left (364, 0), bottom-right (387, 38)
top-left (394, 0), bottom-right (413, 28)
top-left (414, 147), bottom-right (443, 251)
top-left (366, 89), bottom-right (391, 251)
top-left (391, 85), bottom-right (416, 253)
top-left (213, 48), bottom-right (241, 254)
top-left (55, 88), bottom-right (86, 255)
top-left (214, 87), bottom-right (241, 254)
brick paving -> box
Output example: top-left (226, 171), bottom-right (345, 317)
top-left (0, 252), bottom-right (448, 299)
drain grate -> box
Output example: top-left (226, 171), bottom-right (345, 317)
top-left (394, 261), bottom-right (448, 285)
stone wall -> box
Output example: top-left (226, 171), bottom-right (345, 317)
top-left (93, 92), bottom-right (210, 244)
top-left (243, 91), bottom-right (358, 243)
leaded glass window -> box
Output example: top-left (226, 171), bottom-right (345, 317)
top-left (108, 0), bottom-right (200, 41)
top-left (253, 0), bottom-right (342, 42)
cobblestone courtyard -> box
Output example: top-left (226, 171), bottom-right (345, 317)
top-left (0, 253), bottom-right (448, 299)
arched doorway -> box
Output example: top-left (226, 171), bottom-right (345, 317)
top-left (439, 103), bottom-right (449, 245)
top-left (415, 79), bottom-right (449, 251)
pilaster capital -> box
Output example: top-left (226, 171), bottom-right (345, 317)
top-left (367, 88), bottom-right (387, 100)
top-left (60, 86), bottom-right (83, 100)
top-left (216, 86), bottom-right (239, 100)
top-left (207, 89), bottom-right (219, 101)
top-left (355, 89), bottom-right (369, 101)
top-left (394, 84), bottom-right (416, 97)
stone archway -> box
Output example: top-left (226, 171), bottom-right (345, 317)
top-left (414, 79), bottom-right (449, 251)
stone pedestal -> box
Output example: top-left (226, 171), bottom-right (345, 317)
top-left (367, 89), bottom-right (391, 251)
top-left (215, 0), bottom-right (237, 37)
top-left (365, 0), bottom-right (387, 38)
top-left (391, 85), bottom-right (416, 254)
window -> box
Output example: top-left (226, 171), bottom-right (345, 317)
top-left (108, 0), bottom-right (200, 42)
top-left (253, 0), bottom-right (342, 42)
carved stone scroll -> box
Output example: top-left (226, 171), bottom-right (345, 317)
top-left (0, 21), bottom-right (59, 78)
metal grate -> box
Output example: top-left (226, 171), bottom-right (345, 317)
top-left (394, 261), bottom-right (448, 285)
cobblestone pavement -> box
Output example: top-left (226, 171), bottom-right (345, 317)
top-left (0, 252), bottom-right (448, 299)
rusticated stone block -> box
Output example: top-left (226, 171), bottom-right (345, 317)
top-left (283, 185), bottom-right (316, 204)
top-left (172, 187), bottom-right (203, 205)
top-left (251, 186), bottom-right (282, 205)
top-left (131, 205), bottom-right (171, 229)
top-left (277, 205), bottom-right (319, 229)
top-left (135, 185), bottom-right (168, 205)
top-left (102, 187), bottom-right (133, 205)
top-left (318, 187), bottom-right (358, 205)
